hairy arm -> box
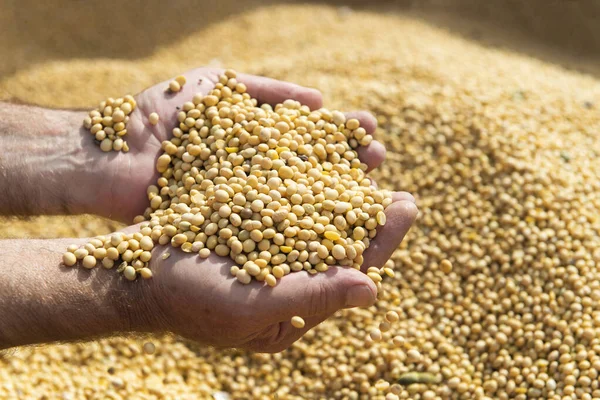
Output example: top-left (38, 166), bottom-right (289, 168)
top-left (0, 238), bottom-right (154, 350)
top-left (0, 102), bottom-right (99, 216)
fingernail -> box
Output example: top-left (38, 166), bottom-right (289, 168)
top-left (345, 284), bottom-right (376, 308)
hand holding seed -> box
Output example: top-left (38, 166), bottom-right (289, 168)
top-left (132, 196), bottom-right (416, 352)
top-left (69, 68), bottom-right (418, 352)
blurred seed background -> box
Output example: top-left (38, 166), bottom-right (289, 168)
top-left (1, 1), bottom-right (600, 399)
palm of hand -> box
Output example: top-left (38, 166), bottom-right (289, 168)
top-left (148, 247), bottom-right (309, 352)
top-left (101, 69), bottom-right (222, 222)
top-left (107, 68), bottom-right (418, 352)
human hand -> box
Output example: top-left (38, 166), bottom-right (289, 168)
top-left (0, 69), bottom-right (417, 353)
top-left (139, 193), bottom-right (416, 353)
top-left (81, 67), bottom-right (418, 352)
top-left (0, 185), bottom-right (415, 353)
top-left (125, 103), bottom-right (418, 351)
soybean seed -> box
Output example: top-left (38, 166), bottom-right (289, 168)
top-left (142, 342), bottom-right (156, 355)
top-left (291, 316), bottom-right (305, 328)
top-left (139, 268), bottom-right (153, 279)
top-left (169, 80), bottom-right (181, 92)
top-left (149, 113), bottom-right (160, 125)
top-left (440, 259), bottom-right (453, 274)
top-left (62, 252), bottom-right (77, 267)
top-left (82, 255), bottom-right (97, 269)
top-left (123, 266), bottom-right (137, 281)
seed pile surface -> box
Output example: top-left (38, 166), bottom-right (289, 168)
top-left (2, 3), bottom-right (600, 400)
top-left (83, 95), bottom-right (136, 152)
top-left (65, 70), bottom-right (390, 283)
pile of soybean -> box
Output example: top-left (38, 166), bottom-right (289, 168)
top-left (2, 3), bottom-right (600, 400)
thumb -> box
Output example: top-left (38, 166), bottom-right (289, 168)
top-left (255, 266), bottom-right (377, 324)
top-left (247, 267), bottom-right (377, 353)
top-left (361, 199), bottom-right (418, 272)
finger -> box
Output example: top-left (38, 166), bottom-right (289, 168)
top-left (344, 111), bottom-right (385, 172)
top-left (238, 73), bottom-right (323, 110)
top-left (361, 200), bottom-right (418, 272)
top-left (392, 191), bottom-right (416, 203)
top-left (253, 266), bottom-right (377, 324)
top-left (143, 67), bottom-right (323, 117)
top-left (345, 111), bottom-right (377, 136)
top-left (358, 140), bottom-right (386, 173)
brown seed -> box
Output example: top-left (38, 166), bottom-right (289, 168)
top-left (142, 342), bottom-right (156, 355)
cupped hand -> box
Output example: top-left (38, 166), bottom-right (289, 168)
top-left (94, 68), bottom-right (417, 352)
top-left (143, 193), bottom-right (417, 353)
top-left (103, 70), bottom-right (418, 351)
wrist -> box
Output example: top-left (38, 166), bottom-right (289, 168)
top-left (0, 103), bottom-right (99, 217)
top-left (61, 116), bottom-right (110, 216)
top-left (0, 238), bottom-right (157, 350)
